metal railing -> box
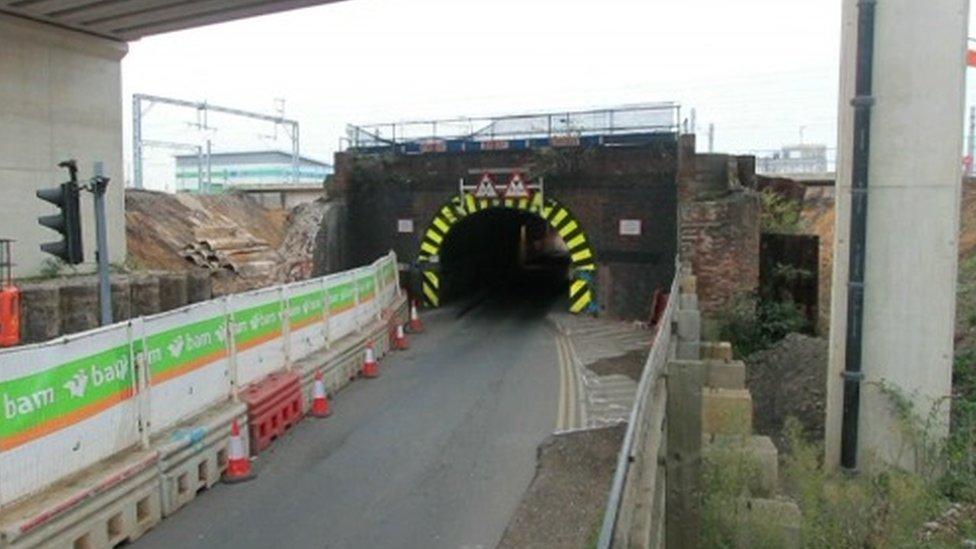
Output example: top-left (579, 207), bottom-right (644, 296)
top-left (342, 103), bottom-right (680, 150)
top-left (597, 271), bottom-right (680, 548)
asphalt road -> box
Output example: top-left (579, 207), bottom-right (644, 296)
top-left (137, 286), bottom-right (562, 549)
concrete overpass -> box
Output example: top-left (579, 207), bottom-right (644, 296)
top-left (0, 1), bottom-right (344, 278)
top-left (0, 0), bottom-right (347, 41)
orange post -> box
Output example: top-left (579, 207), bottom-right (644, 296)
top-left (0, 240), bottom-right (18, 347)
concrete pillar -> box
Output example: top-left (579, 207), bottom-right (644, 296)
top-left (0, 15), bottom-right (128, 279)
top-left (825, 0), bottom-right (968, 472)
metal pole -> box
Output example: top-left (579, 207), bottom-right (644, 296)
top-left (708, 123), bottom-right (715, 153)
top-left (292, 122), bottom-right (300, 184)
top-left (92, 162), bottom-right (112, 325)
top-left (840, 0), bottom-right (877, 472)
top-left (196, 146), bottom-right (203, 193)
top-left (206, 139), bottom-right (212, 194)
top-left (132, 96), bottom-right (143, 189)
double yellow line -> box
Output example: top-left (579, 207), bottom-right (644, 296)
top-left (555, 334), bottom-right (582, 431)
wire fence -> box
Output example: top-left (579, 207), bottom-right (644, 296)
top-left (342, 103), bottom-right (681, 150)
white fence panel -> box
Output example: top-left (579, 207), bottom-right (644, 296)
top-left (379, 253), bottom-right (399, 307)
top-left (326, 272), bottom-right (359, 341)
top-left (286, 278), bottom-right (327, 361)
top-left (231, 287), bottom-right (286, 386)
top-left (142, 301), bottom-right (232, 435)
top-left (0, 324), bottom-right (139, 506)
top-left (352, 267), bottom-right (378, 327)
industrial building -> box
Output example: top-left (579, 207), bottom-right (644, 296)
top-left (174, 150), bottom-right (332, 192)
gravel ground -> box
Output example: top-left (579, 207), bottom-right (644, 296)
top-left (587, 349), bottom-right (648, 382)
top-left (498, 424), bottom-right (625, 549)
top-left (745, 333), bottom-right (828, 447)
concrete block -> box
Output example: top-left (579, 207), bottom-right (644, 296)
top-left (60, 280), bottom-right (99, 335)
top-left (110, 275), bottom-right (131, 323)
top-left (680, 274), bottom-right (697, 294)
top-left (157, 272), bottom-right (188, 312)
top-left (706, 360), bottom-right (746, 390)
top-left (18, 280), bottom-right (60, 343)
top-left (185, 269), bottom-right (212, 304)
top-left (679, 293), bottom-right (699, 311)
top-left (701, 341), bottom-right (734, 361)
top-left (676, 341), bottom-right (701, 360)
top-left (703, 435), bottom-right (778, 497)
top-left (702, 388), bottom-right (753, 436)
top-left (130, 274), bottom-right (161, 317)
top-left (736, 498), bottom-right (802, 548)
top-left (675, 309), bottom-right (701, 342)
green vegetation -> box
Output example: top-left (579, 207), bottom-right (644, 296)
top-left (702, 391), bottom-right (976, 548)
top-left (716, 293), bottom-right (808, 358)
top-left (759, 188), bottom-right (803, 234)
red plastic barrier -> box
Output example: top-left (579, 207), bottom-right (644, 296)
top-left (0, 285), bottom-right (20, 347)
top-left (649, 290), bottom-right (669, 327)
top-left (239, 371), bottom-right (304, 454)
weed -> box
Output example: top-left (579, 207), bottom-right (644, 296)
top-left (716, 293), bottom-right (808, 358)
top-left (760, 188), bottom-right (803, 234)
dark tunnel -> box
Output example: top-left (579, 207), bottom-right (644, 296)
top-left (438, 208), bottom-right (571, 306)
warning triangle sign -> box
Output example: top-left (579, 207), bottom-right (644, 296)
top-left (504, 172), bottom-right (530, 198)
top-left (474, 173), bottom-right (499, 198)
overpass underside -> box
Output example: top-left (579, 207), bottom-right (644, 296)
top-left (0, 0), bottom-right (348, 41)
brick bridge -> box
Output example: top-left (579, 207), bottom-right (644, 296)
top-left (314, 122), bottom-right (760, 320)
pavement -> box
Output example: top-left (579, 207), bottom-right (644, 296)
top-left (551, 313), bottom-right (653, 429)
top-left (136, 286), bottom-right (562, 549)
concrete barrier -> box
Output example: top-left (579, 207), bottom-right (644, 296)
top-left (0, 252), bottom-right (403, 547)
top-left (702, 388), bottom-right (753, 436)
top-left (152, 400), bottom-right (247, 517)
top-left (0, 450), bottom-right (161, 549)
top-left (706, 360), bottom-right (746, 390)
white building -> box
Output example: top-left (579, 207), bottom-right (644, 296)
top-left (175, 150), bottom-right (332, 192)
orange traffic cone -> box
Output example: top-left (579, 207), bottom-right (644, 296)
top-left (362, 341), bottom-right (379, 378)
top-left (394, 324), bottom-right (409, 350)
top-left (223, 419), bottom-right (254, 483)
top-left (310, 371), bottom-right (331, 418)
top-left (409, 300), bottom-right (424, 333)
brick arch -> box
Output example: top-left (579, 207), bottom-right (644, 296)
top-left (417, 192), bottom-right (597, 313)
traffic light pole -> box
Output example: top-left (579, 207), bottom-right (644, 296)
top-left (91, 163), bottom-right (112, 326)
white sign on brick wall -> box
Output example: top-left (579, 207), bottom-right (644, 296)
top-left (619, 219), bottom-right (642, 236)
top-left (397, 219), bottom-right (414, 233)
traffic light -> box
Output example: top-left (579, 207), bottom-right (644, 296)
top-left (36, 162), bottom-right (83, 265)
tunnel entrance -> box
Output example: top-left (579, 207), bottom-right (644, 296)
top-left (438, 208), bottom-right (570, 305)
top-left (417, 193), bottom-right (597, 313)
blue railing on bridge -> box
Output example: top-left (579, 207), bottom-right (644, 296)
top-left (341, 103), bottom-right (681, 155)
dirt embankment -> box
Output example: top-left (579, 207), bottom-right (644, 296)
top-left (745, 333), bottom-right (828, 447)
top-left (499, 425), bottom-right (625, 549)
top-left (125, 189), bottom-right (326, 294)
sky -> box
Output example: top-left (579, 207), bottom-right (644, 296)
top-left (120, 0), bottom-right (972, 190)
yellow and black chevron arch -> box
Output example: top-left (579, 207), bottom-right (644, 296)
top-left (417, 193), bottom-right (597, 314)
